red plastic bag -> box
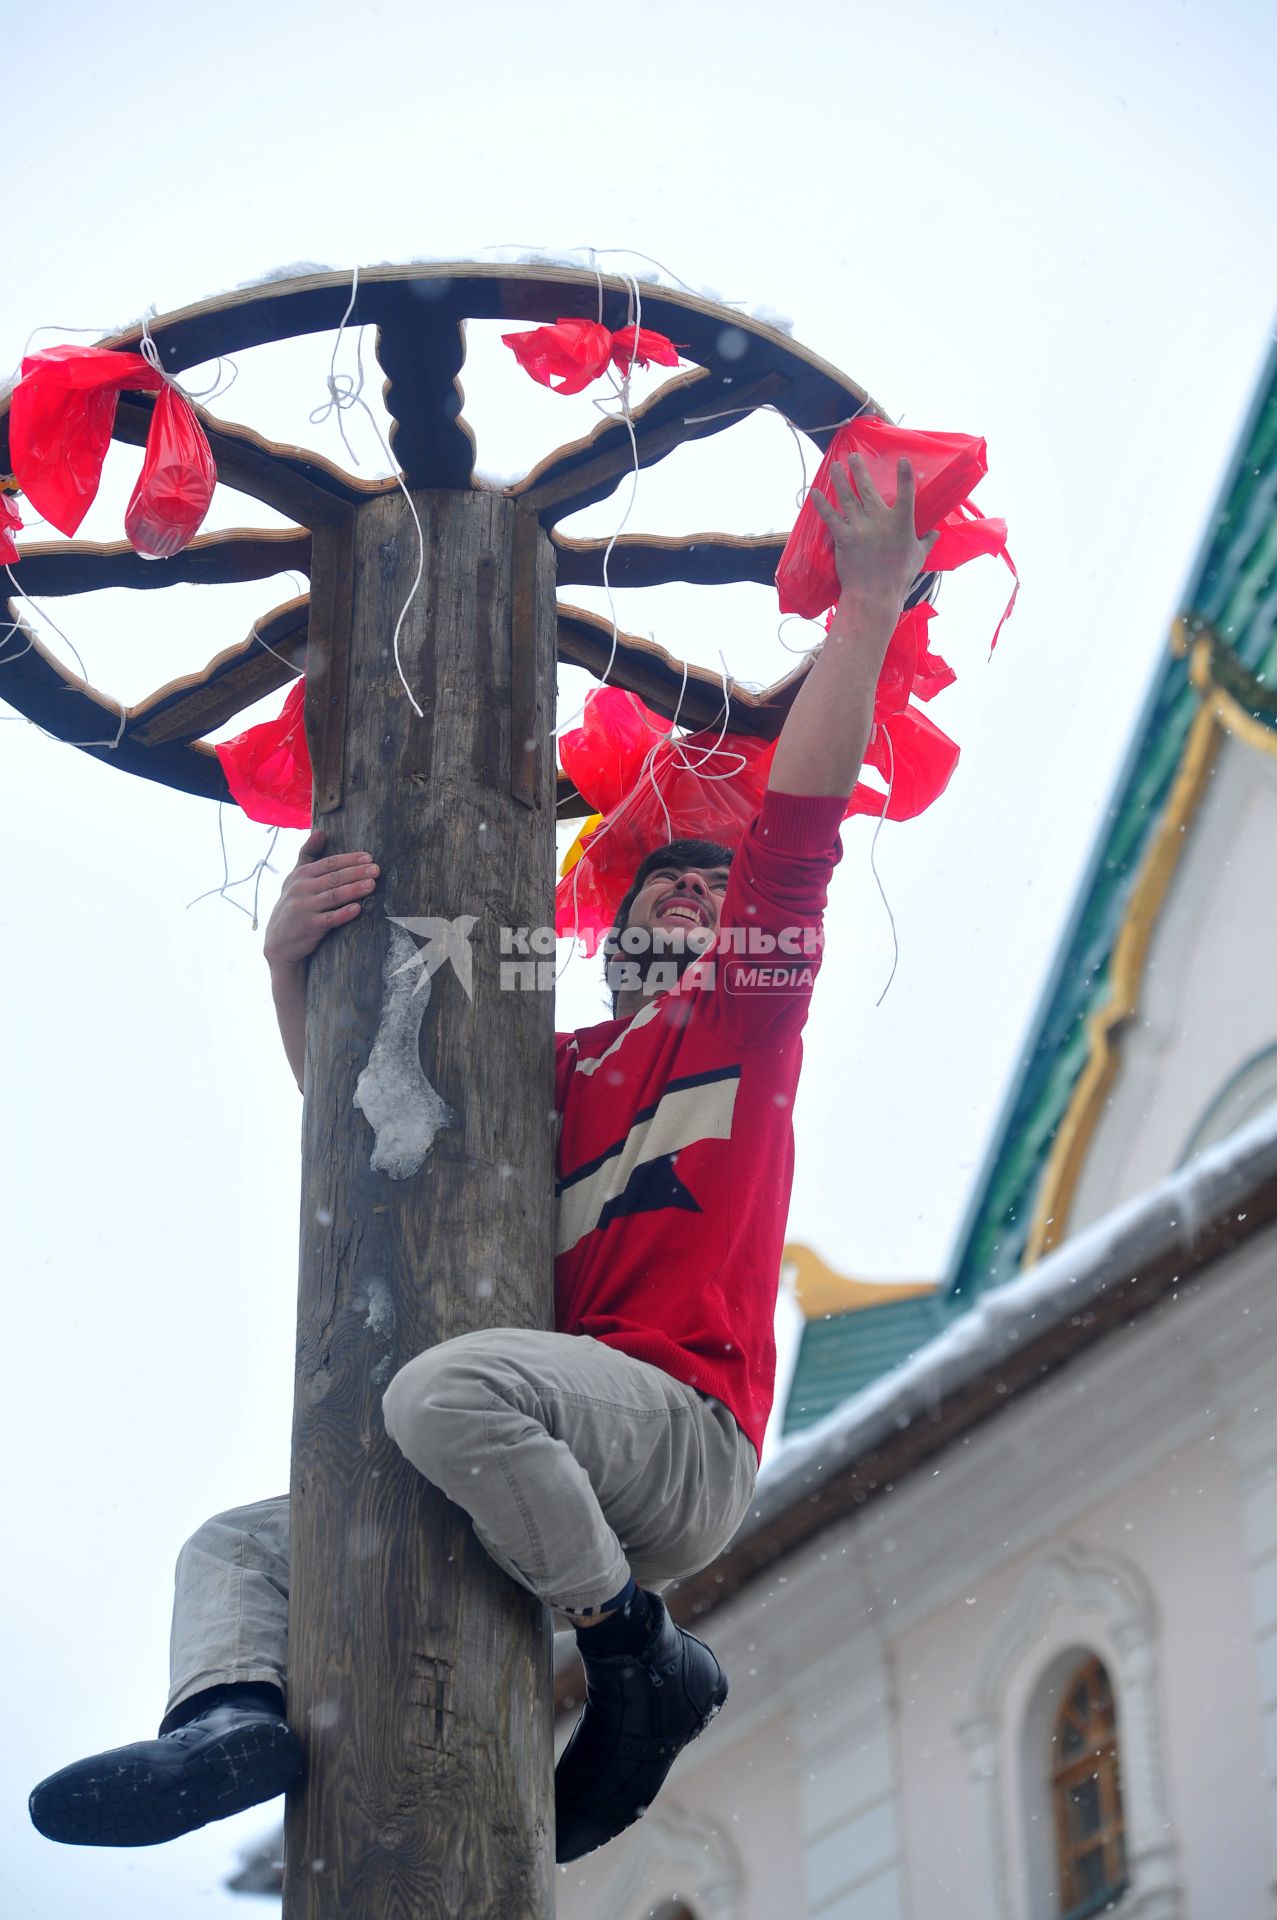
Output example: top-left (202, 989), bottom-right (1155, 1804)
top-left (822, 600), bottom-right (955, 721)
top-left (847, 705), bottom-right (960, 822)
top-left (124, 385), bottom-right (218, 560)
top-left (610, 326), bottom-right (680, 374)
top-left (557, 664), bottom-right (965, 945)
top-left (0, 491), bottom-right (21, 565)
top-left (215, 679), bottom-right (313, 828)
top-left (927, 505), bottom-right (1008, 571)
top-left (871, 603), bottom-right (955, 716)
top-left (504, 320), bottom-right (681, 394)
top-left (776, 419), bottom-right (989, 620)
top-left (502, 319), bottom-right (615, 395)
top-left (925, 501), bottom-right (1020, 653)
top-left (10, 345), bottom-right (163, 536)
top-left (556, 688), bottom-right (778, 951)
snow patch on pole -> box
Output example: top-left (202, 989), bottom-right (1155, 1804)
top-left (354, 923), bottom-right (455, 1179)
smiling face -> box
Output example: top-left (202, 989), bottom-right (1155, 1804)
top-left (604, 837), bottom-right (736, 1015)
top-left (624, 858), bottom-right (731, 956)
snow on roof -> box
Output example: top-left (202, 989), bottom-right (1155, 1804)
top-left (747, 1104), bottom-right (1277, 1535)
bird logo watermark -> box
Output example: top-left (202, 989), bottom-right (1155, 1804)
top-left (386, 914), bottom-right (479, 1001)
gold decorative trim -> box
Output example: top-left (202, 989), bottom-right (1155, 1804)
top-left (782, 1243), bottom-right (937, 1321)
top-left (1190, 634), bottom-right (1277, 761)
top-left (1026, 628), bottom-right (1277, 1263)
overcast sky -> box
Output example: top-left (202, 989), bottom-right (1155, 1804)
top-left (3, 1), bottom-right (1275, 1913)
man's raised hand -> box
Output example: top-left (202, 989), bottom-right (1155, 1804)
top-left (263, 829), bottom-right (379, 970)
top-left (810, 454), bottom-right (937, 613)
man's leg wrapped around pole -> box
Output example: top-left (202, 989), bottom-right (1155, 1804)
top-left (382, 1325), bottom-right (756, 1860)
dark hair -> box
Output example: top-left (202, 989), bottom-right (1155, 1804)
top-left (604, 839), bottom-right (734, 1015)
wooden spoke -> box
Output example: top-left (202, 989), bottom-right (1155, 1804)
top-left (553, 530), bottom-right (786, 590)
top-left (12, 527), bottom-right (311, 598)
top-left (374, 303), bottom-right (475, 489)
top-left (556, 603), bottom-right (810, 738)
top-left (0, 602), bottom-right (230, 801)
top-left (514, 367), bottom-right (792, 525)
top-left (129, 595), bottom-right (309, 746)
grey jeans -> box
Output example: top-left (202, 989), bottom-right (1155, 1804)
top-left (164, 1328), bottom-right (756, 1727)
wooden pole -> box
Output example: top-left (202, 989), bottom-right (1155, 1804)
top-left (284, 489), bottom-right (558, 1918)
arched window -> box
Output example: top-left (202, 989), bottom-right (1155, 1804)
top-left (1177, 1040), bottom-right (1277, 1164)
top-left (1052, 1655), bottom-right (1128, 1917)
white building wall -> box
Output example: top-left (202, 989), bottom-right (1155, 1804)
top-left (556, 1227), bottom-right (1277, 1920)
top-left (1070, 733), bottom-right (1277, 1234)
top-left (884, 1235), bottom-right (1277, 1919)
top-left (1221, 1330), bottom-right (1277, 1920)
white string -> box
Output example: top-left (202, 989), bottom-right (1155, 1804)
top-left (186, 805), bottom-right (281, 929)
top-left (868, 726), bottom-right (900, 1007)
top-left (4, 309), bottom-right (240, 413)
top-left (549, 258), bottom-right (648, 743)
top-left (776, 612), bottom-right (826, 657)
top-left (557, 665), bottom-right (689, 969)
top-left (573, 246), bottom-right (747, 309)
top-left (245, 611), bottom-right (306, 677)
top-left (2, 321), bottom-right (119, 396)
top-left (560, 651), bottom-right (749, 959)
top-left (137, 311), bottom-right (240, 406)
top-left (137, 314), bottom-right (175, 389)
top-left (682, 399), bottom-right (828, 518)
top-left (1, 566), bottom-right (127, 748)
top-left (309, 266), bottom-right (425, 719)
top-left (0, 606), bottom-right (34, 663)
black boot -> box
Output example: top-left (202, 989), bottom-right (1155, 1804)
top-left (555, 1595), bottom-right (727, 1863)
top-left (29, 1699), bottom-right (304, 1848)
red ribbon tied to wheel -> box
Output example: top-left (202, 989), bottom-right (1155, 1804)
top-left (777, 416), bottom-right (1018, 651)
top-left (9, 343), bottom-right (217, 557)
top-left (503, 319), bottom-right (682, 395)
top-left (216, 678), bottom-right (313, 829)
top-left (609, 326), bottom-right (681, 374)
top-left (125, 383), bottom-right (219, 560)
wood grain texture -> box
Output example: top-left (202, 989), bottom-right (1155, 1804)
top-left (304, 518), bottom-right (357, 815)
top-left (11, 527), bottom-right (311, 597)
top-left (286, 489), bottom-right (557, 1920)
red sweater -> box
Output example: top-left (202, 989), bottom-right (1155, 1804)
top-left (554, 790), bottom-right (846, 1456)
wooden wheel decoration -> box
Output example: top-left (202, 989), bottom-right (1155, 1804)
top-left (0, 262), bottom-right (911, 822)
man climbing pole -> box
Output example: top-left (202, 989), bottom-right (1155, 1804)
top-left (30, 455), bottom-right (933, 1864)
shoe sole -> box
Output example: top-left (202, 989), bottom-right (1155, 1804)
top-left (30, 1721), bottom-right (304, 1848)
